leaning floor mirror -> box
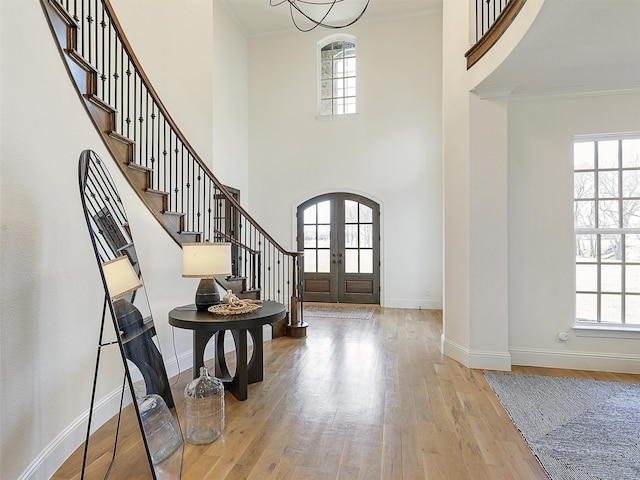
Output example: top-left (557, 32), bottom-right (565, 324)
top-left (79, 149), bottom-right (183, 479)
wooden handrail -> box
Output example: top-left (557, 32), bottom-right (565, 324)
top-left (98, 0), bottom-right (297, 257)
top-left (41, 0), bottom-right (304, 321)
top-left (465, 0), bottom-right (527, 69)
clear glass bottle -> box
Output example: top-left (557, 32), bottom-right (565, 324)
top-left (184, 366), bottom-right (225, 444)
top-left (138, 394), bottom-right (183, 464)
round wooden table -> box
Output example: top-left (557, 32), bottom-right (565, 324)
top-left (169, 301), bottom-right (286, 401)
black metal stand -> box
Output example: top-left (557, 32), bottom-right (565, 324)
top-left (81, 295), bottom-right (126, 480)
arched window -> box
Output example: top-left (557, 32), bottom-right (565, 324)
top-left (318, 35), bottom-right (357, 116)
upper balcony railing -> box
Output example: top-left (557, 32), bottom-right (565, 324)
top-left (466, 0), bottom-right (527, 68)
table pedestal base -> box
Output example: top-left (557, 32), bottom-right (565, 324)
top-left (192, 326), bottom-right (263, 401)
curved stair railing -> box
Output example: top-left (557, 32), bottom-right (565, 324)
top-left (40, 0), bottom-right (305, 334)
top-left (466, 0), bottom-right (527, 68)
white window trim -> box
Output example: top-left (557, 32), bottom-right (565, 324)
top-left (573, 323), bottom-right (640, 340)
top-left (317, 33), bottom-right (357, 119)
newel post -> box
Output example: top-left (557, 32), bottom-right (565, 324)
top-left (286, 252), bottom-right (308, 337)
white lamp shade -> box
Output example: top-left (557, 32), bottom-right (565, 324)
top-left (102, 256), bottom-right (143, 299)
top-left (182, 242), bottom-right (232, 278)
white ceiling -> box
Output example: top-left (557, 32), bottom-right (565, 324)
top-left (219, 0), bottom-right (442, 37)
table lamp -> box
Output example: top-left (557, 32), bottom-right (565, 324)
top-left (182, 242), bottom-right (232, 311)
top-left (102, 255), bottom-right (143, 336)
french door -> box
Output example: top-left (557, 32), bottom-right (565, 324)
top-left (297, 193), bottom-right (380, 304)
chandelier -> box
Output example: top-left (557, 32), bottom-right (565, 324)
top-left (270, 0), bottom-right (370, 32)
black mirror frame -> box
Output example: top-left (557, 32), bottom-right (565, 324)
top-left (78, 149), bottom-right (183, 479)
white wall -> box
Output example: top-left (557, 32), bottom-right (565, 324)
top-left (508, 92), bottom-right (640, 372)
top-left (212, 1), bottom-right (250, 196)
top-left (247, 12), bottom-right (444, 309)
top-left (0, 0), bottom-right (217, 478)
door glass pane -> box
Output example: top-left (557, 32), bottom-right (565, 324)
top-left (345, 200), bottom-right (358, 223)
top-left (360, 224), bottom-right (372, 248)
top-left (304, 249), bottom-right (316, 272)
top-left (345, 225), bottom-right (358, 248)
top-left (317, 225), bottom-right (330, 248)
top-left (359, 204), bottom-right (372, 222)
top-left (345, 249), bottom-right (358, 273)
top-left (304, 205), bottom-right (316, 225)
top-left (317, 250), bottom-right (331, 273)
top-left (317, 201), bottom-right (331, 224)
top-left (360, 249), bottom-right (373, 274)
top-left (304, 225), bottom-right (316, 248)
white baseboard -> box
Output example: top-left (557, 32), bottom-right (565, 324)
top-left (383, 298), bottom-right (443, 310)
top-left (20, 329), bottom-right (273, 480)
top-left (18, 385), bottom-right (130, 480)
top-left (510, 348), bottom-right (640, 374)
top-left (443, 338), bottom-right (512, 371)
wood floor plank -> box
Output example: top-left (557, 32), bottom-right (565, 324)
top-left (52, 307), bottom-right (640, 479)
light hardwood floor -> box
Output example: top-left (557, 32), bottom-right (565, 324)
top-left (52, 307), bottom-right (640, 479)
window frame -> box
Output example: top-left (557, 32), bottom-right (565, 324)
top-left (317, 34), bottom-right (358, 118)
top-left (574, 132), bottom-right (640, 330)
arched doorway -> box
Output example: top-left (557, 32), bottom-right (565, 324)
top-left (297, 193), bottom-right (380, 304)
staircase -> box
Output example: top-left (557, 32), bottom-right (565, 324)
top-left (40, 0), bottom-right (305, 336)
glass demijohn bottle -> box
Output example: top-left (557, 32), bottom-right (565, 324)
top-left (184, 366), bottom-right (225, 444)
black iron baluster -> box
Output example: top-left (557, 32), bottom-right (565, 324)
top-left (175, 140), bottom-right (181, 217)
top-left (47, 0), bottom-right (299, 309)
top-left (150, 102), bottom-right (157, 189)
top-left (99, 5), bottom-right (106, 101)
top-left (125, 59), bottom-right (131, 138)
top-left (86, 0), bottom-right (93, 64)
top-left (138, 81), bottom-right (145, 167)
top-left (184, 148), bottom-right (190, 231)
top-left (195, 166), bottom-right (202, 234)
top-left (170, 132), bottom-right (176, 213)
top-left (162, 118), bottom-right (168, 196)
top-left (493, 0), bottom-right (496, 29)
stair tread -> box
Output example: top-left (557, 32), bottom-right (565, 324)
top-left (145, 188), bottom-right (169, 196)
top-left (108, 131), bottom-right (134, 146)
top-left (163, 211), bottom-right (185, 218)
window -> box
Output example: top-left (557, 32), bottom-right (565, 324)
top-left (319, 36), bottom-right (357, 116)
top-left (574, 134), bottom-right (640, 326)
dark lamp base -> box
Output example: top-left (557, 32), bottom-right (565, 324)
top-left (195, 278), bottom-right (220, 311)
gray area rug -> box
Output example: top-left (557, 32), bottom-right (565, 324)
top-left (484, 372), bottom-right (640, 480)
top-left (303, 305), bottom-right (375, 320)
